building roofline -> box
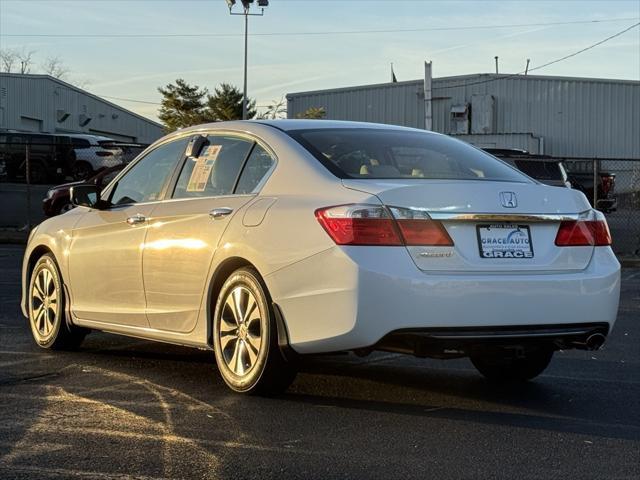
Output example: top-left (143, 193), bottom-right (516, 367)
top-left (0, 73), bottom-right (163, 128)
top-left (286, 72), bottom-right (640, 98)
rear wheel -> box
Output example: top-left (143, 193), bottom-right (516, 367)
top-left (28, 254), bottom-right (86, 350)
top-left (213, 267), bottom-right (297, 394)
top-left (470, 348), bottom-right (553, 382)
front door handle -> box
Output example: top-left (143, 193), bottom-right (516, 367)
top-left (126, 214), bottom-right (147, 225)
top-left (209, 207), bottom-right (234, 219)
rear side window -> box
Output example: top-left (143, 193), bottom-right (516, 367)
top-left (288, 128), bottom-right (529, 182)
top-left (235, 145), bottom-right (275, 194)
top-left (173, 135), bottom-right (253, 199)
top-left (72, 138), bottom-right (91, 149)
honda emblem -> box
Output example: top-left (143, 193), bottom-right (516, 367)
top-left (500, 191), bottom-right (517, 208)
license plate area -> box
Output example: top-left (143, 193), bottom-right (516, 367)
top-left (477, 224), bottom-right (534, 259)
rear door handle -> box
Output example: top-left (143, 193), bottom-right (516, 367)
top-left (126, 214), bottom-right (147, 225)
top-left (209, 207), bottom-right (233, 219)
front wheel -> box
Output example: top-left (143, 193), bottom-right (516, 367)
top-left (470, 348), bottom-right (553, 382)
top-left (213, 267), bottom-right (297, 394)
top-left (28, 254), bottom-right (86, 350)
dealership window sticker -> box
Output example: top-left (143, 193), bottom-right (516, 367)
top-left (187, 144), bottom-right (222, 192)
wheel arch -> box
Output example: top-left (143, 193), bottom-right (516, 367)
top-left (23, 245), bottom-right (73, 326)
top-left (205, 255), bottom-right (295, 360)
top-left (205, 256), bottom-right (257, 346)
top-left (25, 245), bottom-right (56, 289)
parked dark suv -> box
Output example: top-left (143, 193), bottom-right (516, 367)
top-left (484, 148), bottom-right (617, 212)
top-left (0, 132), bottom-right (75, 184)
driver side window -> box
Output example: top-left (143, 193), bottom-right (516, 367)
top-left (110, 138), bottom-right (188, 205)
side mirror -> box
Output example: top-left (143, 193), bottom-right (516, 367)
top-left (70, 184), bottom-right (102, 209)
top-left (185, 134), bottom-right (208, 158)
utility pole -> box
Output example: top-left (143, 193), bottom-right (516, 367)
top-left (494, 56), bottom-right (499, 74)
top-left (226, 0), bottom-right (269, 120)
top-left (424, 61), bottom-right (433, 131)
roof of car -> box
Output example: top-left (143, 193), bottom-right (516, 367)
top-left (64, 134), bottom-right (114, 141)
top-left (251, 119), bottom-right (421, 132)
top-left (172, 119), bottom-right (428, 136)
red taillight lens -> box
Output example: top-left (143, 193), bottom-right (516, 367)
top-left (315, 204), bottom-right (453, 247)
top-left (315, 205), bottom-right (402, 246)
top-left (395, 219), bottom-right (453, 246)
top-left (601, 175), bottom-right (615, 196)
top-left (555, 219), bottom-right (612, 246)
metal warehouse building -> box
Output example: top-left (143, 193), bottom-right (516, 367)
top-left (287, 73), bottom-right (640, 161)
top-left (0, 73), bottom-right (163, 144)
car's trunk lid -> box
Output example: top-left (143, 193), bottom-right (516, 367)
top-left (343, 179), bottom-right (594, 272)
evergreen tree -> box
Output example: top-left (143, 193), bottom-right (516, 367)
top-left (158, 79), bottom-right (208, 132)
top-left (205, 83), bottom-right (256, 121)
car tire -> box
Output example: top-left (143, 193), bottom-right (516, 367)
top-left (470, 348), bottom-right (553, 382)
top-left (213, 267), bottom-right (297, 395)
top-left (28, 254), bottom-right (87, 350)
top-left (72, 161), bottom-right (93, 180)
top-left (58, 202), bottom-right (75, 214)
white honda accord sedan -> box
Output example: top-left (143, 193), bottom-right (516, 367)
top-left (21, 120), bottom-right (621, 394)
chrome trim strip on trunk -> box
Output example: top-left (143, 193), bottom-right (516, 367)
top-left (427, 212), bottom-right (584, 222)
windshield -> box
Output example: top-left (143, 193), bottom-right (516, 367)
top-left (288, 128), bottom-right (531, 183)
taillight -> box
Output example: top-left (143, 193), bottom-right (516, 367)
top-left (555, 212), bottom-right (612, 246)
top-left (315, 204), bottom-right (453, 247)
top-left (388, 207), bottom-right (454, 246)
top-left (315, 205), bottom-right (402, 246)
top-left (601, 175), bottom-right (615, 196)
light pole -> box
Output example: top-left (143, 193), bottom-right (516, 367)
top-left (226, 0), bottom-right (269, 120)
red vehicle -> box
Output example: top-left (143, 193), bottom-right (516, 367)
top-left (42, 164), bottom-right (124, 217)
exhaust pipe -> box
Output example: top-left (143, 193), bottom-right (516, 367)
top-left (585, 333), bottom-right (606, 351)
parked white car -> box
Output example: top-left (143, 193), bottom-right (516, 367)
top-left (67, 134), bottom-right (124, 179)
top-left (22, 120), bottom-right (620, 394)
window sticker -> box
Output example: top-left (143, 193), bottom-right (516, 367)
top-left (186, 145), bottom-right (221, 192)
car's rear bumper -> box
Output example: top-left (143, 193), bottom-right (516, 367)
top-left (269, 246), bottom-right (620, 354)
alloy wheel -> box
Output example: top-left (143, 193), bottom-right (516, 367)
top-left (30, 266), bottom-right (59, 340)
top-left (219, 286), bottom-right (263, 377)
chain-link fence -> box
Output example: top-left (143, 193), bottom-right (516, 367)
top-left (1, 135), bottom-right (638, 256)
top-left (0, 134), bottom-right (147, 229)
top-left (564, 158), bottom-right (640, 255)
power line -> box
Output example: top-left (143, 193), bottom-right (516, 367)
top-left (433, 21), bottom-right (640, 91)
top-left (100, 94), bottom-right (272, 108)
top-left (1, 17), bottom-right (638, 38)
top-left (98, 22), bottom-right (640, 107)
top-left (100, 95), bottom-right (160, 105)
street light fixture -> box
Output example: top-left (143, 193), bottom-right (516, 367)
top-left (226, 0), bottom-right (269, 120)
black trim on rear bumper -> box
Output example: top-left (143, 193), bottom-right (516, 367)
top-left (391, 323), bottom-right (609, 340)
top-left (372, 323), bottom-right (610, 358)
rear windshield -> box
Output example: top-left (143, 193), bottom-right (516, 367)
top-left (288, 128), bottom-right (530, 182)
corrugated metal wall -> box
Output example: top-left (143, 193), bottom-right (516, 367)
top-left (287, 74), bottom-right (640, 160)
top-left (0, 74), bottom-right (163, 144)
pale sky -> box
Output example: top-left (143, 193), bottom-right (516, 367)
top-left (1, 0), bottom-right (639, 122)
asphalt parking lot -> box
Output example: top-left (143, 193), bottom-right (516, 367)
top-left (0, 244), bottom-right (638, 479)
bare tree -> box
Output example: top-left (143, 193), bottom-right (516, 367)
top-left (0, 49), bottom-right (18, 73)
top-left (17, 49), bottom-right (36, 74)
top-left (41, 56), bottom-right (70, 80)
top-left (264, 97), bottom-right (287, 119)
